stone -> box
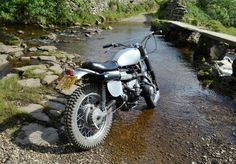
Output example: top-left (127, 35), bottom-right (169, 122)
top-left (49, 63), bottom-right (63, 75)
top-left (2, 73), bottom-right (18, 80)
top-left (17, 30), bottom-right (24, 34)
top-left (12, 51), bottom-right (24, 58)
top-left (15, 123), bottom-right (59, 146)
top-left (38, 56), bottom-right (57, 62)
top-left (38, 46), bottom-right (57, 51)
top-left (17, 78), bottom-right (42, 88)
top-left (42, 75), bottom-right (59, 85)
top-left (32, 69), bottom-right (47, 75)
top-left (85, 33), bottom-right (91, 37)
top-left (0, 54), bottom-right (9, 66)
top-left (20, 56), bottom-right (31, 62)
top-left (49, 109), bottom-right (62, 117)
top-left (40, 33), bottom-right (57, 41)
top-left (0, 44), bottom-right (23, 54)
top-left (18, 104), bottom-right (50, 122)
top-left (60, 84), bottom-right (79, 95)
top-left (45, 95), bottom-right (67, 104)
top-left (28, 47), bottom-right (38, 52)
top-left (14, 65), bottom-right (47, 73)
top-left (44, 100), bottom-right (66, 111)
top-left (108, 26), bottom-right (113, 30)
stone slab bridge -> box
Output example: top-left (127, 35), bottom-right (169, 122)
top-left (159, 21), bottom-right (236, 75)
top-left (168, 21), bottom-right (236, 47)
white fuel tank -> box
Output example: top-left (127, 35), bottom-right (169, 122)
top-left (112, 48), bottom-right (141, 67)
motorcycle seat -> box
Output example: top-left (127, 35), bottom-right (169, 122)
top-left (82, 61), bottom-right (118, 73)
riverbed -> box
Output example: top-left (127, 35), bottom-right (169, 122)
top-left (57, 23), bottom-right (236, 163)
top-left (1, 22), bottom-right (236, 163)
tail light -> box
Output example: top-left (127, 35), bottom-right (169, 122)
top-left (65, 68), bottom-right (74, 76)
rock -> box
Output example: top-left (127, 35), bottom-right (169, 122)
top-left (21, 43), bottom-right (27, 49)
top-left (44, 101), bottom-right (66, 111)
top-left (82, 23), bottom-right (91, 27)
top-left (0, 54), bottom-right (9, 66)
top-left (45, 95), bottom-right (67, 104)
top-left (32, 69), bottom-right (47, 75)
top-left (17, 30), bottom-right (24, 34)
top-left (108, 26), bottom-right (113, 30)
top-left (15, 123), bottom-right (59, 146)
top-left (17, 78), bottom-right (42, 88)
top-left (42, 75), bottom-right (59, 85)
top-left (18, 104), bottom-right (50, 122)
top-left (49, 63), bottom-right (63, 75)
top-left (14, 65), bottom-right (47, 73)
top-left (85, 33), bottom-right (91, 37)
top-left (0, 44), bottom-right (23, 54)
top-left (12, 51), bottom-right (24, 58)
top-left (49, 110), bottom-right (62, 117)
top-left (2, 73), bottom-right (18, 80)
top-left (40, 33), bottom-right (57, 41)
top-left (28, 47), bottom-right (38, 52)
top-left (38, 46), bottom-right (57, 51)
top-left (96, 19), bottom-right (101, 25)
top-left (20, 56), bottom-right (31, 62)
top-left (60, 84), bottom-right (79, 95)
top-left (38, 56), bottom-right (57, 62)
top-left (99, 15), bottom-right (106, 23)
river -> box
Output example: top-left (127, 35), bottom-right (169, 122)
top-left (55, 23), bottom-right (236, 163)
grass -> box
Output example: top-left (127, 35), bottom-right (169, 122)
top-left (0, 76), bottom-right (51, 123)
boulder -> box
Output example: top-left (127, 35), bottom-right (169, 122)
top-left (17, 78), bottom-right (42, 88)
top-left (49, 63), bottom-right (63, 75)
top-left (2, 73), bottom-right (18, 80)
top-left (42, 75), bottom-right (59, 85)
top-left (38, 46), bottom-right (57, 51)
top-left (44, 100), bottom-right (66, 111)
top-left (14, 65), bottom-right (47, 73)
top-left (0, 54), bottom-right (9, 66)
top-left (38, 56), bottom-right (57, 62)
top-left (32, 69), bottom-right (47, 75)
top-left (18, 104), bottom-right (50, 123)
top-left (40, 33), bottom-right (57, 41)
top-left (0, 44), bottom-right (23, 54)
top-left (15, 123), bottom-right (59, 146)
top-left (28, 47), bottom-right (38, 52)
top-left (45, 95), bottom-right (67, 104)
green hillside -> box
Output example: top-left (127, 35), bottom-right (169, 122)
top-left (157, 0), bottom-right (236, 36)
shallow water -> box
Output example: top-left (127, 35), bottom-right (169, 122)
top-left (1, 23), bottom-right (235, 162)
top-left (56, 23), bottom-right (236, 162)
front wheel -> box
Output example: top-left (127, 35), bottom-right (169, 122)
top-left (143, 72), bottom-right (160, 108)
top-left (143, 85), bottom-right (160, 108)
top-left (64, 83), bottom-right (113, 150)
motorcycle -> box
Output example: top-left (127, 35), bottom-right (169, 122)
top-left (57, 32), bottom-right (160, 150)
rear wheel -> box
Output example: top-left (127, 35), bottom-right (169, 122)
top-left (65, 83), bottom-right (113, 150)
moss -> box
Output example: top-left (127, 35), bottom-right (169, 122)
top-left (0, 76), bottom-right (53, 122)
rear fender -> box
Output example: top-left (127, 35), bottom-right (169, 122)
top-left (73, 68), bottom-right (100, 80)
top-left (74, 68), bottom-right (123, 98)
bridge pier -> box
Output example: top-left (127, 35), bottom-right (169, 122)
top-left (193, 36), bottom-right (228, 62)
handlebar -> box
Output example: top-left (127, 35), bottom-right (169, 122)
top-left (103, 31), bottom-right (158, 49)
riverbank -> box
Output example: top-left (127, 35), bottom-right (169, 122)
top-left (151, 20), bottom-right (236, 101)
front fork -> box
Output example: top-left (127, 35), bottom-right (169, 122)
top-left (144, 56), bottom-right (159, 89)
